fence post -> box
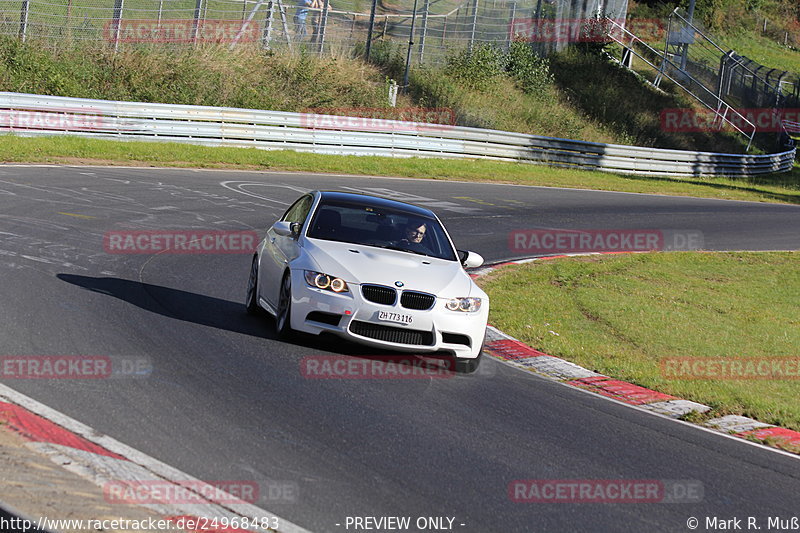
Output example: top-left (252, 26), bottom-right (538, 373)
top-left (192, 0), bottom-right (204, 45)
top-left (317, 0), bottom-right (330, 53)
top-left (262, 1), bottom-right (274, 48)
top-left (112, 0), bottom-right (125, 52)
top-left (18, 0), bottom-right (30, 42)
top-left (418, 0), bottom-right (429, 63)
top-left (365, 0), bottom-right (378, 59)
top-left (654, 13), bottom-right (672, 88)
top-left (403, 0), bottom-right (419, 90)
top-left (468, 0), bottom-right (479, 54)
top-left (506, 1), bottom-right (516, 50)
top-left (277, 0), bottom-right (292, 47)
top-left (66, 0), bottom-right (73, 40)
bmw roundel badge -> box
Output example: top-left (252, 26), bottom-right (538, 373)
top-left (395, 281), bottom-right (404, 287)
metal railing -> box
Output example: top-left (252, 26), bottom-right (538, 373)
top-left (606, 17), bottom-right (758, 151)
top-left (0, 92), bottom-right (794, 176)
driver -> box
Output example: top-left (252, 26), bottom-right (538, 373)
top-left (402, 222), bottom-right (427, 245)
top-left (396, 221), bottom-right (432, 254)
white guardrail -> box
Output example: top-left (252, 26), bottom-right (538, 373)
top-left (0, 92), bottom-right (795, 177)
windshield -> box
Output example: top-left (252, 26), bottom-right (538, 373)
top-left (306, 200), bottom-right (457, 261)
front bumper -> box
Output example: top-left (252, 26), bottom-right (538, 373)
top-left (289, 271), bottom-right (488, 359)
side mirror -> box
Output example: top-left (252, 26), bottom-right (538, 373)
top-left (272, 221), bottom-right (301, 238)
top-left (458, 250), bottom-right (484, 268)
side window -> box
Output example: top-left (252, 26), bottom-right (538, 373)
top-left (281, 195), bottom-right (313, 225)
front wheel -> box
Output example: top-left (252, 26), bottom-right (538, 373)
top-left (455, 351), bottom-right (482, 374)
top-left (275, 272), bottom-right (294, 338)
top-left (245, 256), bottom-right (261, 315)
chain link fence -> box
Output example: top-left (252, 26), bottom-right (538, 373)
top-left (0, 0), bottom-right (629, 64)
top-left (663, 9), bottom-right (796, 110)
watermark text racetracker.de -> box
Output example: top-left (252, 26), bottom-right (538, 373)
top-left (302, 355), bottom-right (456, 379)
top-left (300, 107), bottom-right (456, 133)
top-left (0, 355), bottom-right (152, 379)
top-left (0, 108), bottom-right (106, 132)
top-left (103, 19), bottom-right (262, 43)
top-left (104, 230), bottom-right (258, 254)
top-left (509, 229), bottom-right (704, 254)
top-left (0, 515), bottom-right (282, 532)
top-left (104, 478), bottom-right (298, 505)
top-left (509, 18), bottom-right (665, 43)
top-left (508, 479), bottom-right (704, 503)
top-left (662, 357), bottom-right (800, 380)
top-left (661, 108), bottom-right (800, 133)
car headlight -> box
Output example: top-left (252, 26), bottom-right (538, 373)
top-left (304, 271), bottom-right (349, 293)
top-left (445, 297), bottom-right (482, 313)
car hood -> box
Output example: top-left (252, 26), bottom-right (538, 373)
top-left (303, 238), bottom-right (478, 297)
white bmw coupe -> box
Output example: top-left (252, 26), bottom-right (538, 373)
top-left (245, 191), bottom-right (489, 373)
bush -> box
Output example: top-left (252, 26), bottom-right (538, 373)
top-left (357, 39), bottom-right (406, 80)
top-left (445, 44), bottom-right (505, 92)
top-left (504, 40), bottom-right (554, 97)
top-left (0, 39), bottom-right (388, 111)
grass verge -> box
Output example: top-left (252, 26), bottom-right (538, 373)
top-left (2, 135), bottom-right (799, 204)
top-left (478, 252), bottom-right (800, 431)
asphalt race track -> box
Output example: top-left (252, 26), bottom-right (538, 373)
top-left (0, 165), bottom-right (799, 533)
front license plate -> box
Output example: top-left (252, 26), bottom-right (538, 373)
top-left (378, 311), bottom-right (413, 324)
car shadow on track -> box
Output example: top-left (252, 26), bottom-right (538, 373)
top-left (55, 274), bottom-right (442, 359)
top-left (58, 273), bottom-right (282, 340)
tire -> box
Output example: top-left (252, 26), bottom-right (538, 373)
top-left (245, 256), bottom-right (261, 315)
top-left (455, 343), bottom-right (484, 374)
top-left (275, 271), bottom-right (294, 338)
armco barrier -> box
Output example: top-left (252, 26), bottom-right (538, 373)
top-left (0, 92), bottom-right (794, 177)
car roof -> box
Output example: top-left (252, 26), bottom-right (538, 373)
top-left (316, 191), bottom-right (435, 218)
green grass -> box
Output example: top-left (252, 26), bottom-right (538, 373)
top-left (1, 135), bottom-right (799, 204)
top-left (478, 252), bottom-right (800, 431)
top-left (722, 31), bottom-right (800, 74)
top-left (630, 0), bottom-right (800, 52)
top-left (0, 38), bottom-right (392, 111)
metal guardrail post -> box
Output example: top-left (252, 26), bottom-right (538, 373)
top-left (18, 0), bottom-right (29, 42)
